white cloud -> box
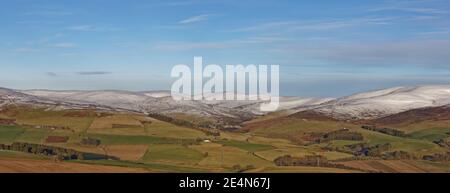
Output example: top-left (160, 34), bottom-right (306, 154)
top-left (153, 36), bottom-right (287, 51)
top-left (45, 72), bottom-right (58, 77)
top-left (67, 25), bottom-right (120, 32)
top-left (48, 43), bottom-right (76, 48)
top-left (13, 48), bottom-right (40, 53)
top-left (163, 1), bottom-right (197, 6)
top-left (227, 21), bottom-right (297, 32)
top-left (278, 39), bottom-right (450, 67)
top-left (178, 14), bottom-right (209, 24)
top-left (228, 17), bottom-right (394, 33)
top-left (76, 71), bottom-right (111, 75)
top-left (370, 7), bottom-right (449, 15)
top-left (418, 28), bottom-right (450, 36)
top-left (24, 11), bottom-right (73, 16)
top-left (154, 41), bottom-right (234, 50)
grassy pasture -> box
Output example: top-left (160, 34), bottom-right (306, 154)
top-left (191, 143), bottom-right (273, 167)
top-left (143, 119), bottom-right (206, 139)
top-left (74, 159), bottom-right (215, 173)
top-left (0, 125), bottom-right (25, 144)
top-left (15, 129), bottom-right (50, 143)
top-left (340, 160), bottom-right (450, 173)
top-left (1, 105), bottom-right (449, 173)
top-left (217, 139), bottom-right (274, 152)
top-left (89, 115), bottom-right (143, 129)
top-left (248, 118), bottom-right (360, 142)
top-left (141, 144), bottom-right (204, 165)
top-left (246, 166), bottom-right (361, 173)
top-left (408, 127), bottom-right (450, 142)
top-left (84, 133), bottom-right (186, 145)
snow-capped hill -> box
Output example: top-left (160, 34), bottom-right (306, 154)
top-left (314, 85), bottom-right (450, 119)
top-left (280, 97), bottom-right (334, 110)
top-left (140, 91), bottom-right (171, 98)
top-left (0, 88), bottom-right (117, 111)
top-left (20, 89), bottom-right (256, 120)
top-left (7, 85), bottom-right (449, 121)
top-left (22, 90), bottom-right (151, 111)
top-left (23, 90), bottom-right (149, 102)
top-left (18, 89), bottom-right (335, 122)
top-left (340, 86), bottom-right (405, 100)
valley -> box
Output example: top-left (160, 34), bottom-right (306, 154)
top-left (0, 85), bottom-right (449, 173)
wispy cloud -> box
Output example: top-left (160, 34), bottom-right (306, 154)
top-left (76, 71), bottom-right (111, 75)
top-left (16, 20), bottom-right (64, 25)
top-left (278, 39), bottom-right (450, 67)
top-left (369, 0), bottom-right (449, 17)
top-left (227, 21), bottom-right (297, 32)
top-left (24, 10), bottom-right (73, 16)
top-left (163, 1), bottom-right (197, 6)
top-left (45, 72), bottom-right (58, 77)
top-left (154, 36), bottom-right (287, 51)
top-left (292, 17), bottom-right (393, 31)
top-left (178, 14), bottom-right (209, 24)
top-left (228, 17), bottom-right (393, 33)
top-left (67, 25), bottom-right (120, 32)
top-left (48, 43), bottom-right (76, 48)
top-left (13, 47), bottom-right (40, 53)
top-left (370, 7), bottom-right (449, 15)
top-left (418, 28), bottom-right (450, 36)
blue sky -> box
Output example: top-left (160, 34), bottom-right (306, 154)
top-left (1, 0), bottom-right (450, 97)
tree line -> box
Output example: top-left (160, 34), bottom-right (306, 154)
top-left (0, 142), bottom-right (117, 161)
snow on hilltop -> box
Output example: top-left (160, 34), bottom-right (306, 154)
top-left (2, 85), bottom-right (450, 120)
top-left (19, 89), bottom-right (332, 118)
top-left (313, 85), bottom-right (450, 119)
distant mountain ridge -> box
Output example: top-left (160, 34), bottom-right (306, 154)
top-left (1, 85), bottom-right (450, 122)
top-left (2, 89), bottom-right (324, 126)
top-left (311, 85), bottom-right (450, 120)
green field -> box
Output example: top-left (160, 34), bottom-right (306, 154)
top-left (408, 127), bottom-right (450, 142)
top-left (1, 107), bottom-right (449, 173)
top-left (141, 144), bottom-right (204, 165)
top-left (85, 133), bottom-right (186, 145)
top-left (0, 125), bottom-right (25, 144)
top-left (217, 139), bottom-right (274, 152)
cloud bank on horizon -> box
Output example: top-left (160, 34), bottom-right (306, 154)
top-left (0, 0), bottom-right (449, 97)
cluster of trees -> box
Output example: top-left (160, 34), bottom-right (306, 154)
top-left (139, 120), bottom-right (152, 125)
top-left (179, 139), bottom-right (202, 147)
top-left (273, 155), bottom-right (362, 171)
top-left (231, 164), bottom-right (256, 173)
top-left (0, 142), bottom-right (116, 161)
top-left (112, 124), bottom-right (142, 128)
top-left (62, 111), bottom-right (112, 118)
top-left (344, 143), bottom-right (392, 157)
top-left (148, 113), bottom-right (220, 136)
top-left (317, 129), bottom-right (364, 143)
top-left (80, 137), bottom-right (101, 146)
top-left (0, 118), bottom-right (16, 125)
top-left (19, 124), bottom-right (72, 131)
top-left (382, 151), bottom-right (416, 160)
top-left (422, 153), bottom-right (450, 162)
top-left (361, 125), bottom-right (406, 137)
top-left (434, 138), bottom-right (450, 149)
top-left (148, 113), bottom-right (194, 127)
top-left (274, 155), bottom-right (329, 167)
top-left (222, 125), bottom-right (242, 132)
top-left (302, 129), bottom-right (364, 145)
